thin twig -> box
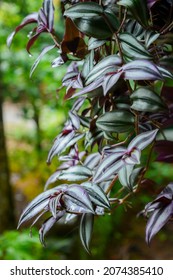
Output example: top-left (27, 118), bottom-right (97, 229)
top-left (105, 174), bottom-right (118, 195)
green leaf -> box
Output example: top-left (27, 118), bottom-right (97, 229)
top-left (96, 110), bottom-right (135, 133)
top-left (119, 33), bottom-right (152, 60)
top-left (118, 0), bottom-right (149, 27)
top-left (64, 2), bottom-right (103, 18)
top-left (80, 213), bottom-right (94, 253)
top-left (88, 38), bottom-right (106, 50)
top-left (104, 6), bottom-right (120, 31)
top-left (73, 17), bottom-right (112, 39)
top-left (130, 87), bottom-right (166, 112)
top-left (64, 3), bottom-right (119, 39)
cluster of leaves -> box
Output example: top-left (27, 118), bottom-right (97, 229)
top-left (8, 0), bottom-right (173, 252)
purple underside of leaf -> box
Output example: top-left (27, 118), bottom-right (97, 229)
top-left (146, 202), bottom-right (173, 244)
top-left (7, 12), bottom-right (38, 47)
top-left (123, 148), bottom-right (141, 165)
top-left (147, 0), bottom-right (158, 8)
top-left (39, 211), bottom-right (65, 245)
top-left (71, 78), bottom-right (103, 98)
top-left (144, 201), bottom-right (162, 214)
top-left (26, 32), bottom-right (44, 54)
top-left (151, 183), bottom-right (173, 203)
top-left (154, 140), bottom-right (173, 163)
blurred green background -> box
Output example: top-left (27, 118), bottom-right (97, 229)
top-left (1, 0), bottom-right (173, 260)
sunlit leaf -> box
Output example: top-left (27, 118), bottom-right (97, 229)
top-left (47, 131), bottom-right (75, 164)
top-left (154, 140), bottom-right (173, 163)
top-left (82, 51), bottom-right (94, 78)
top-left (44, 170), bottom-right (61, 190)
top-left (49, 194), bottom-right (62, 217)
top-left (68, 111), bottom-right (80, 130)
top-left (7, 13), bottom-right (38, 47)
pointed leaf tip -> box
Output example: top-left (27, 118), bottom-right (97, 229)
top-left (80, 213), bottom-right (94, 253)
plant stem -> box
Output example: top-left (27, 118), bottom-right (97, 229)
top-left (161, 21), bottom-right (173, 34)
top-left (50, 32), bottom-right (60, 48)
top-left (117, 8), bottom-right (127, 33)
top-left (105, 174), bottom-right (118, 195)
